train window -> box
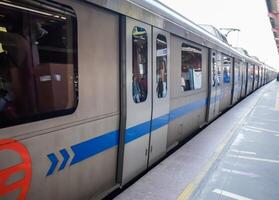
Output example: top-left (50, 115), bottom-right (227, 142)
top-left (132, 26), bottom-right (148, 103)
top-left (222, 56), bottom-right (232, 84)
top-left (0, 2), bottom-right (77, 128)
top-left (216, 53), bottom-right (222, 86)
top-left (255, 66), bottom-right (259, 82)
top-left (211, 52), bottom-right (217, 87)
top-left (181, 44), bottom-right (202, 91)
top-left (156, 34), bottom-right (167, 98)
top-left (248, 64), bottom-right (254, 80)
top-left (235, 61), bottom-right (240, 84)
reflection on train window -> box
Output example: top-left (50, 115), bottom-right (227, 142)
top-left (212, 52), bottom-right (217, 87)
top-left (222, 55), bottom-right (231, 84)
top-left (248, 64), bottom-right (254, 80)
top-left (156, 34), bottom-right (167, 98)
top-left (0, 3), bottom-right (77, 128)
top-left (216, 53), bottom-right (221, 86)
top-left (255, 66), bottom-right (259, 82)
top-left (235, 61), bottom-right (240, 84)
top-left (181, 44), bottom-right (202, 91)
top-left (260, 67), bottom-right (264, 84)
top-left (132, 26), bottom-right (148, 103)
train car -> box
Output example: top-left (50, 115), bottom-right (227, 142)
top-left (0, 0), bottom-right (276, 200)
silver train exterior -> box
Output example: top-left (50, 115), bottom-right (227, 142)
top-left (0, 0), bottom-right (276, 200)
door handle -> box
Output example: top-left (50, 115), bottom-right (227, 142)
top-left (145, 148), bottom-right (148, 156)
top-left (150, 145), bottom-right (153, 153)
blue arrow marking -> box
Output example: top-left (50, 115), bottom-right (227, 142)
top-left (59, 149), bottom-right (70, 171)
top-left (47, 153), bottom-right (59, 176)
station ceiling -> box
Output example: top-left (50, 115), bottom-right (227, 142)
top-left (267, 0), bottom-right (279, 54)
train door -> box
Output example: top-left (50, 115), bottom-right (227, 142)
top-left (256, 66), bottom-right (260, 89)
top-left (208, 50), bottom-right (219, 121)
top-left (252, 64), bottom-right (255, 92)
top-left (260, 66), bottom-right (263, 86)
top-left (240, 61), bottom-right (246, 98)
top-left (247, 63), bottom-right (254, 94)
top-left (254, 65), bottom-right (258, 90)
top-left (148, 28), bottom-right (170, 166)
top-left (245, 63), bottom-right (249, 95)
top-left (122, 18), bottom-right (152, 183)
top-left (232, 59), bottom-right (240, 104)
top-left (219, 54), bottom-right (233, 112)
top-left (215, 52), bottom-right (222, 115)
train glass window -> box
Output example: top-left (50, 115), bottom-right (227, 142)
top-left (216, 53), bottom-right (222, 86)
top-left (156, 34), bottom-right (167, 98)
top-left (0, 2), bottom-right (77, 128)
top-left (223, 56), bottom-right (231, 84)
top-left (181, 44), bottom-right (202, 91)
top-left (132, 26), bottom-right (148, 103)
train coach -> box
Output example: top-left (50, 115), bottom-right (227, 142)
top-left (0, 0), bottom-right (276, 199)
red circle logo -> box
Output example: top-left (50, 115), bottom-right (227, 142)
top-left (0, 139), bottom-right (32, 200)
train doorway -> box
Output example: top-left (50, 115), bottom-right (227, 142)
top-left (122, 17), bottom-right (152, 184)
top-left (121, 18), bottom-right (170, 184)
top-left (208, 50), bottom-right (221, 121)
top-left (148, 28), bottom-right (170, 166)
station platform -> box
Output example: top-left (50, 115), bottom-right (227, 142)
top-left (114, 81), bottom-right (279, 200)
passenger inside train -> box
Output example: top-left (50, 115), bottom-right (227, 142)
top-left (132, 26), bottom-right (148, 103)
top-left (156, 34), bottom-right (167, 98)
top-left (181, 44), bottom-right (202, 91)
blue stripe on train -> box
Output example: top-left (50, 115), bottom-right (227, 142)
top-left (47, 97), bottom-right (213, 175)
top-left (70, 98), bottom-right (207, 165)
top-left (169, 99), bottom-right (207, 121)
top-left (125, 121), bottom-right (151, 143)
top-left (70, 130), bottom-right (119, 165)
top-left (151, 113), bottom-right (169, 132)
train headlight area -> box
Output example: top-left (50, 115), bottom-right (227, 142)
top-left (0, 1), bottom-right (278, 200)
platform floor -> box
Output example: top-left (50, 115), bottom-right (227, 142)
top-left (114, 81), bottom-right (279, 200)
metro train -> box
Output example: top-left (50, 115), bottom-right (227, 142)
top-left (0, 0), bottom-right (277, 200)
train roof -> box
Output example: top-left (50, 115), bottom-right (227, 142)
top-left (84, 0), bottom-right (265, 66)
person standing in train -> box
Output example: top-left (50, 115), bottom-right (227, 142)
top-left (133, 75), bottom-right (141, 103)
top-left (157, 77), bottom-right (164, 98)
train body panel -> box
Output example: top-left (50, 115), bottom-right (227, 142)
top-left (167, 34), bottom-right (208, 149)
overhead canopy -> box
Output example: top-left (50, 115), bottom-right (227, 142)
top-left (267, 0), bottom-right (279, 54)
